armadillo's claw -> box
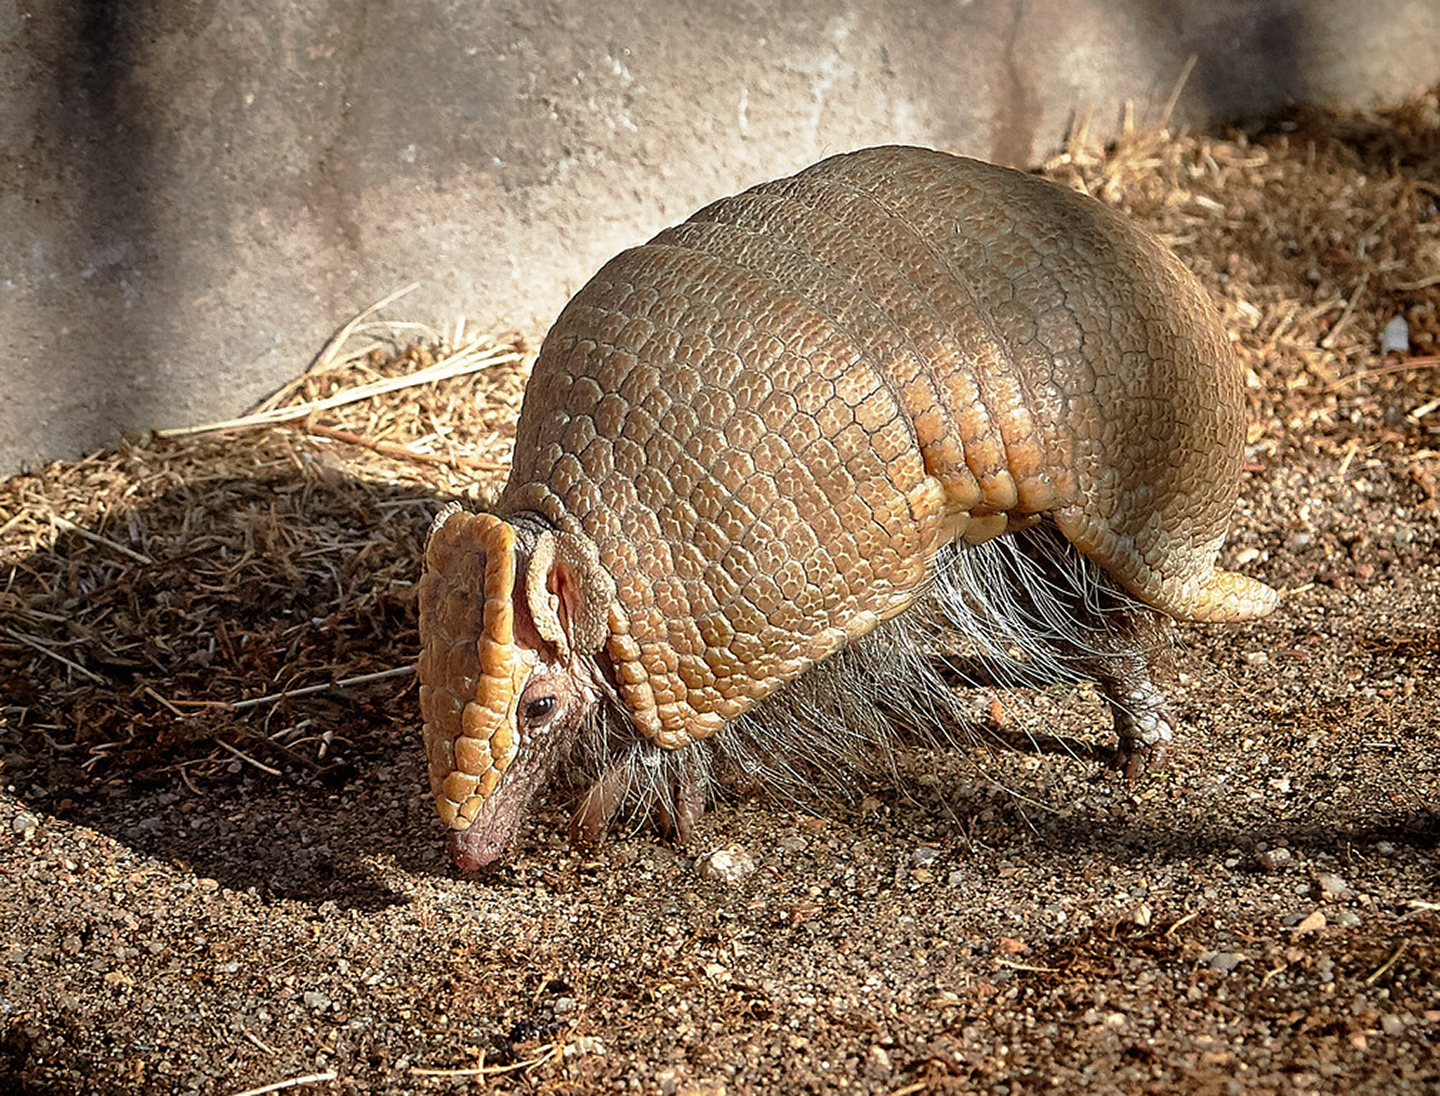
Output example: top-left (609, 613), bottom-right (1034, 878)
top-left (1110, 735), bottom-right (1171, 781)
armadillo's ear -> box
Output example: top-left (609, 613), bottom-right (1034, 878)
top-left (525, 530), bottom-right (616, 660)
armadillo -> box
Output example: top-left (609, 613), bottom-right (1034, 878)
top-left (418, 145), bottom-right (1278, 870)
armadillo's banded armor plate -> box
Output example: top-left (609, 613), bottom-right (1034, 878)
top-left (501, 146), bottom-right (1276, 749)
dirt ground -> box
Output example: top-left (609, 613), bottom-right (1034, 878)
top-left (2, 91), bottom-right (1438, 1095)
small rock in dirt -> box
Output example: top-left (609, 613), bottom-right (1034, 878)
top-left (1208, 952), bottom-right (1244, 973)
top-left (11, 811), bottom-right (38, 837)
top-left (1380, 315), bottom-right (1410, 354)
top-left (303, 991), bottom-right (332, 1011)
top-left (1289, 910), bottom-right (1327, 934)
top-left (911, 846), bottom-right (941, 865)
top-left (1257, 847), bottom-right (1294, 871)
top-left (127, 817), bottom-right (163, 839)
top-left (1314, 873), bottom-right (1349, 899)
top-left (698, 845), bottom-right (757, 883)
top-left (1381, 1014), bottom-right (1407, 1037)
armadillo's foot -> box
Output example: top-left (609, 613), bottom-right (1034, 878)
top-left (569, 742), bottom-right (709, 847)
top-left (570, 761), bottom-right (632, 846)
top-left (1101, 672), bottom-right (1177, 780)
top-left (654, 747), bottom-right (708, 844)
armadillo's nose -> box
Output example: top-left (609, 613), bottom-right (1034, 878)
top-left (443, 788), bottom-right (529, 870)
top-left (446, 826), bottom-right (507, 870)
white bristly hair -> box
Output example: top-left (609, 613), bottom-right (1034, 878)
top-left (568, 520), bottom-right (1175, 833)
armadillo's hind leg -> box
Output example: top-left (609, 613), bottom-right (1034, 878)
top-left (930, 599), bottom-right (1178, 775)
top-left (1005, 546), bottom-right (1180, 779)
top-left (934, 524), bottom-right (1180, 777)
top-left (1068, 602), bottom-right (1178, 779)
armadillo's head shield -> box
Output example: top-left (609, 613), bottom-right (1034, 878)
top-left (417, 506), bottom-right (526, 839)
top-left (417, 504), bottom-right (620, 868)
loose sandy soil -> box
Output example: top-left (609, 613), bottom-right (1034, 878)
top-left (2, 94), bottom-right (1437, 1094)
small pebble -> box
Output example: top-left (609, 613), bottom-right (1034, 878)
top-left (1381, 1014), bottom-right (1406, 1037)
top-left (1208, 952), bottom-right (1243, 973)
top-left (1334, 909), bottom-right (1362, 927)
top-left (303, 991), bottom-right (331, 1011)
top-left (698, 844), bottom-right (757, 883)
top-left (1375, 841), bottom-right (1397, 857)
top-left (11, 812), bottom-right (38, 837)
top-left (1292, 910), bottom-right (1327, 934)
top-left (911, 846), bottom-right (941, 866)
top-left (1315, 873), bottom-right (1349, 899)
top-left (1380, 315), bottom-right (1410, 355)
top-left (1257, 847), bottom-right (1294, 871)
top-left (564, 1035), bottom-right (605, 1057)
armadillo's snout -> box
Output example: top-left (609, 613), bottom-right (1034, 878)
top-left (444, 795), bottom-right (528, 870)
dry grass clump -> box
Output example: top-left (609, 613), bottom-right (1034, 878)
top-left (2, 89), bottom-right (1438, 812)
top-left (1, 329), bottom-right (526, 799)
top-left (1047, 89), bottom-right (1440, 453)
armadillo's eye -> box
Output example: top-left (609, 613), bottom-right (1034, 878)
top-left (522, 695), bottom-right (557, 727)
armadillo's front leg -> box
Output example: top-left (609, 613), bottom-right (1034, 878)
top-left (653, 746), bottom-right (708, 843)
top-left (570, 762), bottom-right (632, 846)
top-left (570, 742), bottom-right (709, 846)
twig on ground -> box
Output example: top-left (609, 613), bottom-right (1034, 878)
top-left (156, 338), bottom-right (521, 438)
top-left (225, 1072), bottom-right (338, 1096)
top-left (50, 514), bottom-right (155, 565)
top-left (2, 627), bottom-right (106, 684)
top-left (229, 666), bottom-right (416, 711)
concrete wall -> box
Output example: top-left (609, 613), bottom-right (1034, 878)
top-left (4, 0), bottom-right (1438, 471)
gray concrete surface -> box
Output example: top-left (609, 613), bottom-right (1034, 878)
top-left (3, 0), bottom-right (1439, 471)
